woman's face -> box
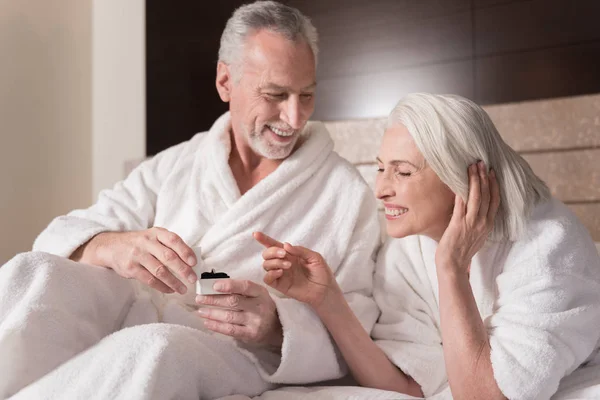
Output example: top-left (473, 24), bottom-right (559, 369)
top-left (375, 124), bottom-right (456, 241)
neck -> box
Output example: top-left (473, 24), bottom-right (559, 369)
top-left (228, 129), bottom-right (281, 195)
top-left (423, 221), bottom-right (451, 243)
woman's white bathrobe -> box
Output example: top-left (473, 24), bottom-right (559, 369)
top-left (0, 112), bottom-right (381, 399)
top-left (373, 198), bottom-right (600, 400)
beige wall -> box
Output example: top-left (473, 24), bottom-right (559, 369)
top-left (92, 0), bottom-right (145, 199)
top-left (0, 1), bottom-right (93, 264)
top-left (0, 0), bottom-right (146, 264)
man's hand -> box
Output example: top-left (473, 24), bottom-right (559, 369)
top-left (71, 227), bottom-right (198, 294)
top-left (195, 279), bottom-right (283, 348)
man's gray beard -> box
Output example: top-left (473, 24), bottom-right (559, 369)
top-left (249, 132), bottom-right (297, 160)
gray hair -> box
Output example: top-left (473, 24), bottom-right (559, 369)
top-left (218, 1), bottom-right (318, 75)
top-left (388, 93), bottom-right (550, 241)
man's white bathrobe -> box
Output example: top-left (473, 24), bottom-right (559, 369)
top-left (0, 113), bottom-right (381, 399)
top-left (373, 198), bottom-right (600, 400)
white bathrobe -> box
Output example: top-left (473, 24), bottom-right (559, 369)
top-left (0, 112), bottom-right (381, 399)
top-left (372, 198), bottom-right (600, 400)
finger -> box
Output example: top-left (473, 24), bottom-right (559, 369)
top-left (197, 307), bottom-right (248, 326)
top-left (477, 161), bottom-right (491, 218)
top-left (213, 279), bottom-right (263, 298)
top-left (283, 243), bottom-right (318, 262)
top-left (263, 259), bottom-right (291, 271)
top-left (154, 228), bottom-right (197, 269)
top-left (253, 232), bottom-right (284, 249)
top-left (262, 246), bottom-right (288, 261)
top-left (196, 294), bottom-right (246, 310)
top-left (487, 169), bottom-right (501, 222)
top-left (466, 163), bottom-right (481, 223)
top-left (452, 194), bottom-right (466, 221)
top-left (264, 269), bottom-right (284, 286)
top-left (130, 264), bottom-right (174, 294)
top-left (148, 239), bottom-right (197, 285)
top-left (139, 252), bottom-right (187, 294)
top-left (203, 319), bottom-right (250, 340)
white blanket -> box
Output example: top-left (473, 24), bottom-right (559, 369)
top-left (1, 252), bottom-right (275, 400)
top-left (371, 198), bottom-right (600, 400)
top-left (9, 112), bottom-right (381, 397)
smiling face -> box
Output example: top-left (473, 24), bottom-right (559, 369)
top-left (216, 29), bottom-right (317, 160)
top-left (375, 124), bottom-right (456, 241)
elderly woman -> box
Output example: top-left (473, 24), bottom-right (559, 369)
top-left (253, 93), bottom-right (600, 399)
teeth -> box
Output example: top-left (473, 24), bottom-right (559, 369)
top-left (268, 125), bottom-right (294, 137)
top-left (385, 207), bottom-right (408, 216)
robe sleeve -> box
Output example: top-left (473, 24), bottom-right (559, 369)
top-left (488, 212), bottom-right (600, 400)
top-left (262, 188), bottom-right (381, 384)
top-left (371, 238), bottom-right (448, 397)
top-left (33, 142), bottom-right (187, 258)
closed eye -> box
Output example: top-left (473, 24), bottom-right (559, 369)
top-left (265, 93), bottom-right (286, 100)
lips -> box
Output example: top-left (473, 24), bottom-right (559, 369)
top-left (265, 125), bottom-right (296, 143)
top-left (384, 203), bottom-right (409, 220)
top-left (267, 124), bottom-right (294, 137)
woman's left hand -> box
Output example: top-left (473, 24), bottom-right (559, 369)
top-left (436, 161), bottom-right (500, 276)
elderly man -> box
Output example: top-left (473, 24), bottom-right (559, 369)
top-left (0, 2), bottom-right (380, 399)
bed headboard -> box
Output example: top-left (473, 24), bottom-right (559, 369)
top-left (324, 93), bottom-right (600, 242)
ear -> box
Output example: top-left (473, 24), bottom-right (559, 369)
top-left (216, 61), bottom-right (233, 102)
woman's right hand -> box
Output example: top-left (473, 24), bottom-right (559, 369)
top-left (253, 232), bottom-right (338, 309)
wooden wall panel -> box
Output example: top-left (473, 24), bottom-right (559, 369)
top-left (473, 0), bottom-right (528, 8)
top-left (475, 0), bottom-right (600, 56)
top-left (146, 0), bottom-right (247, 155)
top-left (147, 0), bottom-right (600, 154)
top-left (314, 60), bottom-right (474, 120)
top-left (313, 11), bottom-right (472, 79)
top-left (287, 0), bottom-right (471, 24)
top-left (476, 42), bottom-right (600, 105)
top-left (146, 44), bottom-right (228, 155)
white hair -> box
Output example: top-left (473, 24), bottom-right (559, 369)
top-left (388, 93), bottom-right (550, 241)
top-left (218, 1), bottom-right (318, 75)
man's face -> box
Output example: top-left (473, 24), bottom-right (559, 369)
top-left (223, 30), bottom-right (317, 160)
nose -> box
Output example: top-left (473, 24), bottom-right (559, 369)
top-left (375, 172), bottom-right (395, 200)
top-left (280, 96), bottom-right (305, 130)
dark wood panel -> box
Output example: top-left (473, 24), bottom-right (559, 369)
top-left (313, 60), bottom-right (474, 120)
top-left (314, 11), bottom-right (472, 79)
top-left (147, 0), bottom-right (247, 42)
top-left (146, 0), bottom-right (600, 156)
top-left (475, 0), bottom-right (600, 56)
top-left (146, 1), bottom-right (246, 155)
top-left (286, 0), bottom-right (471, 23)
top-left (473, 0), bottom-right (529, 8)
top-left (476, 41), bottom-right (600, 105)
